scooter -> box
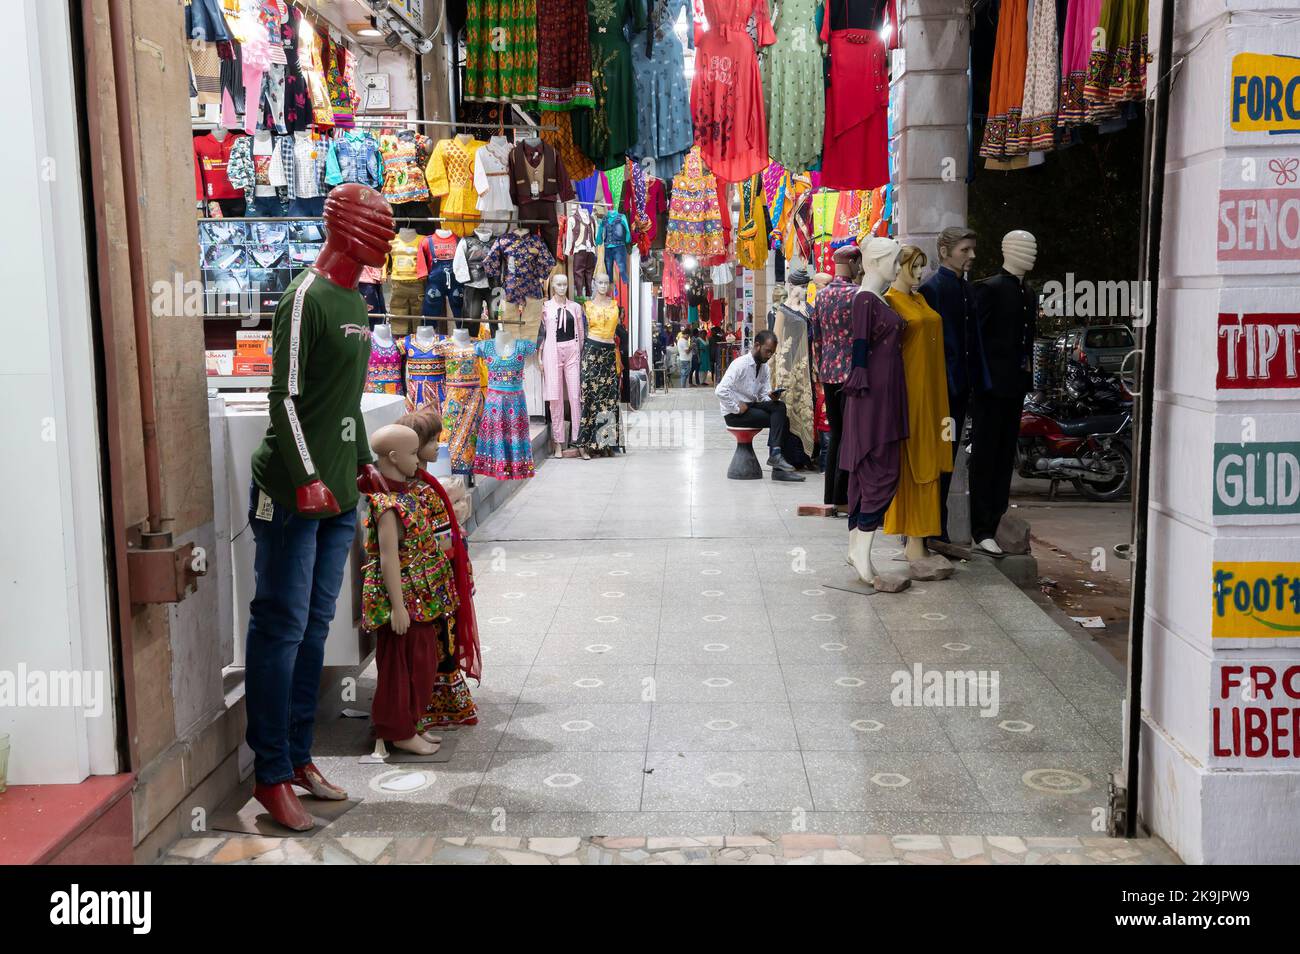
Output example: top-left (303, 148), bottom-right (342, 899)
top-left (1017, 404), bottom-right (1133, 502)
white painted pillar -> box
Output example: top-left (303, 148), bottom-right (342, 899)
top-left (893, 0), bottom-right (970, 259)
top-left (1142, 2), bottom-right (1300, 863)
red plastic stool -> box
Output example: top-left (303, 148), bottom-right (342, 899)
top-left (726, 427), bottom-right (763, 479)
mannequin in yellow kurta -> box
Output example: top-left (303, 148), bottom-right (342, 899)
top-left (883, 246), bottom-right (953, 568)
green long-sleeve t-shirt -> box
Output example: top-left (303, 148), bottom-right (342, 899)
top-left (251, 269), bottom-right (374, 516)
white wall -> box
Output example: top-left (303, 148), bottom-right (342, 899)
top-left (1141, 1), bottom-right (1300, 862)
top-left (0, 1), bottom-right (118, 783)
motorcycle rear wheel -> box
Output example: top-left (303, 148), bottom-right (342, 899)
top-left (1072, 444), bottom-right (1132, 501)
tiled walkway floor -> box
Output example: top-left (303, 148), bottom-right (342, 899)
top-left (175, 387), bottom-right (1171, 863)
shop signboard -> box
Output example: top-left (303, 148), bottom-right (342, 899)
top-left (1216, 312), bottom-right (1300, 393)
top-left (1229, 53), bottom-right (1300, 136)
top-left (1211, 561), bottom-right (1300, 641)
top-left (1210, 659), bottom-right (1300, 768)
top-left (1213, 442), bottom-right (1300, 517)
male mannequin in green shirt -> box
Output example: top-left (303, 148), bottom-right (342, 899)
top-left (245, 183), bottom-right (395, 831)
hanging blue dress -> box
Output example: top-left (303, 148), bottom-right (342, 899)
top-left (629, 0), bottom-right (694, 179)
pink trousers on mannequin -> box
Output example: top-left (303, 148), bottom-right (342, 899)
top-left (548, 339), bottom-right (582, 443)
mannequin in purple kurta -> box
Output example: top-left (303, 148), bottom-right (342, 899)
top-left (537, 275), bottom-right (586, 452)
top-left (841, 289), bottom-right (908, 526)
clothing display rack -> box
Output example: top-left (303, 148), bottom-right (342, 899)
top-left (346, 117), bottom-right (558, 133)
top-left (371, 312), bottom-right (527, 326)
top-left (198, 216), bottom-right (552, 225)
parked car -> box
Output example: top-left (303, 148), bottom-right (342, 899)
top-left (1055, 324), bottom-right (1136, 373)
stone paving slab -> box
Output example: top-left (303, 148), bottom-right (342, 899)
top-left (164, 832), bottom-right (1179, 865)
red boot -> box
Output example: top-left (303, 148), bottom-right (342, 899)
top-left (253, 781), bottom-right (315, 831)
top-left (291, 762), bottom-right (348, 801)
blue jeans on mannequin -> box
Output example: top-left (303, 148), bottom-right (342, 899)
top-left (243, 482), bottom-right (358, 784)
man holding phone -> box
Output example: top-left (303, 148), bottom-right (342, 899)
top-left (715, 330), bottom-right (806, 482)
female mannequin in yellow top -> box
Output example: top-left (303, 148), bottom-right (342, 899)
top-left (576, 273), bottom-right (623, 459)
top-left (883, 246), bottom-right (955, 579)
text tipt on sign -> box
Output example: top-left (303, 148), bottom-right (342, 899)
top-left (1217, 313), bottom-right (1300, 391)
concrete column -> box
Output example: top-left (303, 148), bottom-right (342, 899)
top-left (1142, 1), bottom-right (1300, 863)
top-left (893, 0), bottom-right (970, 259)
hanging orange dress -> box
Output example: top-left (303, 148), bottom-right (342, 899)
top-left (691, 0), bottom-right (777, 183)
top-left (979, 0), bottom-right (1029, 160)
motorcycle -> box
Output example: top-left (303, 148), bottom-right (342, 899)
top-left (1017, 400), bottom-right (1133, 502)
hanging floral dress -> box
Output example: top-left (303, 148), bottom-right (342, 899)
top-left (691, 0), bottom-right (777, 183)
top-left (474, 339), bottom-right (538, 480)
top-left (572, 0), bottom-right (648, 171)
top-left (1058, 0), bottom-right (1103, 127)
top-left (762, 0), bottom-right (824, 173)
top-left (442, 340), bottom-right (486, 475)
top-left (666, 146), bottom-right (725, 257)
top-left (400, 335), bottom-right (448, 416)
top-left (464, 0), bottom-right (539, 102)
top-left (1084, 0), bottom-right (1148, 121)
top-left (538, 0), bottom-right (595, 109)
top-left (366, 336), bottom-right (402, 394)
top-left (629, 0), bottom-right (694, 178)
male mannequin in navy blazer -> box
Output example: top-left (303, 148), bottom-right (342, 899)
top-left (918, 226), bottom-right (988, 543)
top-left (969, 230), bottom-right (1038, 554)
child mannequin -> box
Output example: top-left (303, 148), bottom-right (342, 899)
top-left (398, 409), bottom-right (482, 727)
top-left (361, 423), bottom-right (457, 755)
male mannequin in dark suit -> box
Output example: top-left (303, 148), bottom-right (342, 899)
top-left (918, 226), bottom-right (988, 543)
top-left (969, 231), bottom-right (1038, 554)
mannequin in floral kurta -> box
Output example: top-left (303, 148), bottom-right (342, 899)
top-left (572, 0), bottom-right (647, 171)
top-left (691, 0), bottom-right (777, 183)
top-left (427, 137), bottom-right (485, 237)
top-left (762, 0), bottom-right (825, 173)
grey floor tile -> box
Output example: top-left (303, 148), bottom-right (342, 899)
top-left (471, 665), bottom-right (531, 706)
top-left (935, 699), bottom-right (1117, 753)
top-left (790, 701), bottom-right (954, 752)
top-left (889, 628), bottom-right (1033, 666)
top-left (499, 703), bottom-right (653, 752)
top-left (656, 629), bottom-right (779, 665)
top-left (310, 751), bottom-right (491, 809)
top-left (476, 632), bottom-right (546, 668)
top-left (958, 751), bottom-right (1117, 816)
top-left (802, 751), bottom-right (990, 813)
top-left (474, 750), bottom-right (647, 812)
top-left (547, 604), bottom-right (661, 635)
top-left (642, 751), bottom-right (812, 811)
top-left (534, 631), bottom-right (660, 666)
top-left (648, 703), bottom-right (800, 752)
top-left (661, 603), bottom-right (773, 635)
top-left (780, 663), bottom-right (908, 703)
top-left (774, 630), bottom-right (903, 666)
top-left (652, 664), bottom-right (789, 703)
top-left (519, 664), bottom-right (656, 704)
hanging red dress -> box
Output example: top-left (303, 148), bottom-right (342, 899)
top-left (690, 0), bottom-right (777, 184)
top-left (819, 0), bottom-right (895, 191)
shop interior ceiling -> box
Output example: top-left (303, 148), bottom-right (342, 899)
top-left (310, 0), bottom-right (432, 49)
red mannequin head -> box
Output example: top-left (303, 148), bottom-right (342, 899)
top-left (312, 183), bottom-right (395, 289)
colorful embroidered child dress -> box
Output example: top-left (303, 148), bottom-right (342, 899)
top-left (399, 334), bottom-right (447, 414)
top-left (473, 338), bottom-right (538, 480)
top-left (442, 341), bottom-right (485, 475)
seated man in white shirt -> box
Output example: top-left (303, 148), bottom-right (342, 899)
top-left (714, 330), bottom-right (805, 482)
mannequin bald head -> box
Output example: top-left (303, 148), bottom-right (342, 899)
top-left (370, 424), bottom-right (421, 482)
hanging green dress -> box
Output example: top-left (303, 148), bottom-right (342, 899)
top-left (762, 0), bottom-right (825, 174)
top-left (572, 0), bottom-right (647, 171)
